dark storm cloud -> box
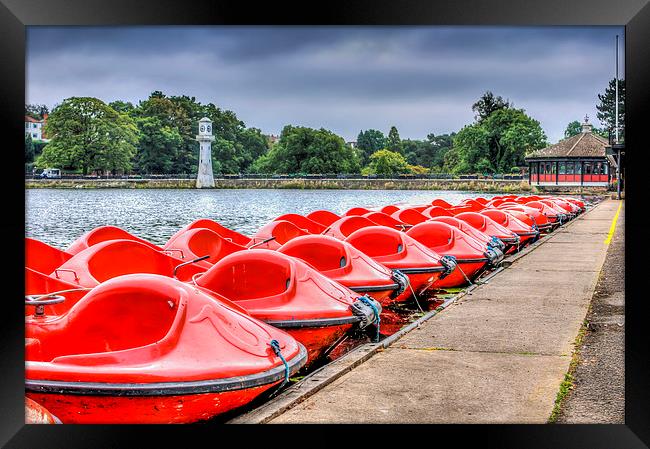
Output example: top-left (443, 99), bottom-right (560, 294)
top-left (26, 26), bottom-right (623, 143)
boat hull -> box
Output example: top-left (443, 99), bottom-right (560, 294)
top-left (26, 385), bottom-right (276, 424)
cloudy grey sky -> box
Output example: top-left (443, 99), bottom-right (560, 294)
top-left (26, 26), bottom-right (624, 143)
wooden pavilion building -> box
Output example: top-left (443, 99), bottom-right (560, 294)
top-left (525, 117), bottom-right (614, 188)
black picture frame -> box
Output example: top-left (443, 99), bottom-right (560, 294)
top-left (2, 0), bottom-right (648, 447)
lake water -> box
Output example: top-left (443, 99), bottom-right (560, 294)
top-left (26, 189), bottom-right (501, 248)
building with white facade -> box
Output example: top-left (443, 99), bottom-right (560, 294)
top-left (25, 115), bottom-right (49, 142)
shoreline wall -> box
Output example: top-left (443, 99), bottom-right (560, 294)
top-left (24, 178), bottom-right (608, 194)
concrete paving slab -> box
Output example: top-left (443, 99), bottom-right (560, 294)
top-left (396, 299), bottom-right (588, 355)
top-left (270, 349), bottom-right (569, 424)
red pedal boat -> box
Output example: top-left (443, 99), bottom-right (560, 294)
top-left (274, 213), bottom-right (327, 234)
top-left (345, 207), bottom-right (372, 216)
top-left (166, 219), bottom-right (252, 248)
top-left (345, 226), bottom-right (456, 302)
top-left (391, 208), bottom-right (429, 226)
top-left (431, 199), bottom-right (453, 208)
top-left (406, 221), bottom-right (502, 288)
top-left (195, 250), bottom-right (381, 363)
top-left (25, 267), bottom-right (87, 317)
top-left (480, 209), bottom-right (539, 247)
top-left (249, 220), bottom-right (309, 250)
top-left (430, 216), bottom-right (507, 252)
top-left (525, 201), bottom-right (566, 225)
top-left (379, 205), bottom-right (400, 215)
top-left (278, 235), bottom-right (406, 306)
top-left (322, 216), bottom-right (377, 240)
top-left (306, 210), bottom-right (342, 227)
top-left (49, 239), bottom-right (205, 289)
top-left (421, 205), bottom-right (454, 219)
top-left (66, 226), bottom-right (162, 255)
top-left (163, 228), bottom-right (246, 269)
top-left (25, 274), bottom-right (307, 423)
top-left (455, 212), bottom-right (520, 254)
top-left (363, 211), bottom-right (411, 230)
top-left (26, 238), bottom-right (72, 274)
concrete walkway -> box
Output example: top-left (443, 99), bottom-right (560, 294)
top-left (267, 199), bottom-right (621, 424)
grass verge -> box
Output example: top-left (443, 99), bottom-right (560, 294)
top-left (547, 311), bottom-right (591, 423)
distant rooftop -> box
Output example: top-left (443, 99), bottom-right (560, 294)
top-left (526, 116), bottom-right (609, 160)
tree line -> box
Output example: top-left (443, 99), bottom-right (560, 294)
top-left (27, 80), bottom-right (624, 176)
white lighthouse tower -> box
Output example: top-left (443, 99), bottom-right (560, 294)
top-left (195, 117), bottom-right (216, 188)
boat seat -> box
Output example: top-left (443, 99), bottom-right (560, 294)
top-left (279, 235), bottom-right (350, 272)
top-left (53, 239), bottom-right (203, 287)
top-left (66, 226), bottom-right (161, 255)
top-left (164, 228), bottom-right (245, 266)
top-left (25, 238), bottom-right (72, 274)
top-left (27, 279), bottom-right (181, 362)
top-left (197, 251), bottom-right (293, 301)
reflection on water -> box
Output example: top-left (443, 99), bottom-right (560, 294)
top-left (26, 189), bottom-right (500, 248)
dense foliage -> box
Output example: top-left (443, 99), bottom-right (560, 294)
top-left (28, 89), bottom-right (571, 177)
top-left (563, 120), bottom-right (608, 140)
top-left (356, 129), bottom-right (387, 164)
top-left (443, 94), bottom-right (547, 174)
top-left (251, 125), bottom-right (360, 174)
top-left (363, 150), bottom-right (410, 176)
top-left (36, 97), bottom-right (138, 175)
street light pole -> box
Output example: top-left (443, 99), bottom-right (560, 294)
top-left (615, 35), bottom-right (621, 200)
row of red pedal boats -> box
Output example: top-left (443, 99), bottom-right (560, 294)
top-left (25, 194), bottom-right (585, 423)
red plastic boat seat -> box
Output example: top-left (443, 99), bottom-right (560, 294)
top-left (51, 239), bottom-right (204, 287)
top-left (278, 235), bottom-right (399, 305)
top-left (421, 205), bottom-right (454, 219)
top-left (163, 228), bottom-right (246, 268)
top-left (249, 220), bottom-right (309, 250)
top-left (275, 213), bottom-right (327, 234)
top-left (430, 216), bottom-right (494, 246)
top-left (306, 210), bottom-right (342, 227)
top-left (431, 199), bottom-right (453, 208)
top-left (390, 208), bottom-right (429, 225)
top-left (455, 212), bottom-right (518, 244)
top-left (66, 226), bottom-right (161, 255)
top-left (345, 226), bottom-right (449, 300)
top-left (166, 219), bottom-right (252, 248)
top-left (406, 221), bottom-right (487, 260)
top-left (379, 205), bottom-right (400, 215)
top-left (525, 201), bottom-right (563, 221)
top-left (363, 211), bottom-right (409, 229)
top-left (345, 207), bottom-right (372, 216)
top-left (26, 238), bottom-right (72, 274)
top-left (322, 216), bottom-right (377, 240)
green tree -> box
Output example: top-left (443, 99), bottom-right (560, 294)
top-left (356, 129), bottom-right (387, 164)
top-left (109, 100), bottom-right (135, 115)
top-left (36, 97), bottom-right (138, 175)
top-left (25, 133), bottom-right (34, 162)
top-left (250, 125), bottom-right (360, 174)
top-left (564, 120), bottom-right (582, 139)
top-left (596, 78), bottom-right (625, 141)
top-left (472, 91), bottom-right (511, 123)
top-left (387, 126), bottom-right (402, 153)
top-left (447, 108), bottom-right (546, 174)
top-left (364, 149), bottom-right (410, 176)
top-left (135, 116), bottom-right (182, 173)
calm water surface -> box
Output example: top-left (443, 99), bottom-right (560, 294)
top-left (26, 189), bottom-right (500, 248)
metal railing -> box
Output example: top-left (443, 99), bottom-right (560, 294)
top-left (26, 172), bottom-right (525, 181)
